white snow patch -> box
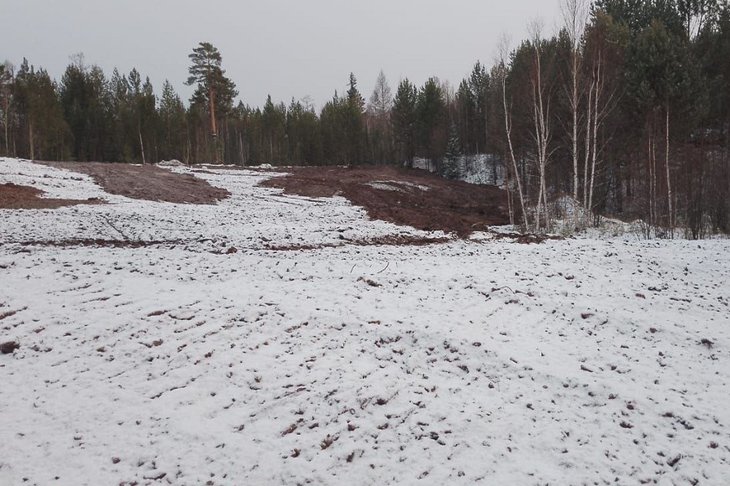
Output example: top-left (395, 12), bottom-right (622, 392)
top-left (365, 180), bottom-right (429, 192)
top-left (157, 159), bottom-right (184, 167)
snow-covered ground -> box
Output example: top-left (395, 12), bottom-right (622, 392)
top-left (1, 158), bottom-right (729, 485)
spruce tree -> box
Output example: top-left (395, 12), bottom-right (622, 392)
top-left (442, 122), bottom-right (462, 179)
top-left (344, 74), bottom-right (364, 164)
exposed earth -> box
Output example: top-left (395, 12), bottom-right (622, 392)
top-left (260, 165), bottom-right (511, 236)
top-left (40, 161), bottom-right (231, 205)
top-left (0, 182), bottom-right (100, 210)
top-left (3, 161), bottom-right (511, 237)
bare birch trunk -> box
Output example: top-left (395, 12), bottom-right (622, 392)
top-left (583, 80), bottom-right (593, 210)
top-left (561, 0), bottom-right (587, 196)
top-left (650, 130), bottom-right (657, 230)
top-left (530, 26), bottom-right (551, 232)
top-left (502, 83), bottom-right (528, 228)
top-left (209, 86), bottom-right (219, 164)
top-left (587, 59), bottom-right (603, 213)
top-left (571, 51), bottom-right (579, 203)
top-left (506, 165), bottom-right (515, 225)
top-left (498, 36), bottom-right (529, 230)
top-left (665, 106), bottom-right (673, 234)
top-left (4, 99), bottom-right (10, 156)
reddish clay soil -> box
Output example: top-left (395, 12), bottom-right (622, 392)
top-left (0, 183), bottom-right (102, 210)
top-left (39, 161), bottom-right (230, 204)
top-left (260, 166), bottom-right (511, 236)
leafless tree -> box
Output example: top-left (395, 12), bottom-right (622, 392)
top-left (368, 70), bottom-right (393, 118)
top-left (528, 20), bottom-right (552, 231)
top-left (561, 0), bottom-right (589, 205)
top-left (497, 35), bottom-right (529, 229)
top-left (0, 62), bottom-right (14, 156)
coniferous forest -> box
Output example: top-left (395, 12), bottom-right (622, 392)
top-left (2, 0), bottom-right (730, 236)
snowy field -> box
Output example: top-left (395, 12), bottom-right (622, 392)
top-left (1, 158), bottom-right (729, 485)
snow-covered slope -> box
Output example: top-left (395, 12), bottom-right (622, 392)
top-left (1, 158), bottom-right (729, 485)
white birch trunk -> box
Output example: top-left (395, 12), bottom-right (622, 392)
top-left (665, 106), bottom-right (673, 234)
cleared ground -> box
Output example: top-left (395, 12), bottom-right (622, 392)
top-left (1, 158), bottom-right (729, 485)
top-left (41, 161), bottom-right (231, 205)
top-left (260, 165), bottom-right (511, 236)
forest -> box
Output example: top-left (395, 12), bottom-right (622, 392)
top-left (1, 0), bottom-right (729, 237)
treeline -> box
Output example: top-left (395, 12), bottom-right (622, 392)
top-left (1, 0), bottom-right (730, 236)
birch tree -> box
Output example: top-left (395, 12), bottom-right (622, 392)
top-left (528, 21), bottom-right (552, 231)
top-left (497, 35), bottom-right (529, 229)
top-left (561, 0), bottom-right (589, 204)
top-left (0, 62), bottom-right (13, 156)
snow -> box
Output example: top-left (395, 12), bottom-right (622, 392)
top-left (413, 154), bottom-right (506, 186)
top-left (157, 160), bottom-right (184, 167)
top-left (1, 158), bottom-right (730, 485)
top-left (365, 181), bottom-right (430, 192)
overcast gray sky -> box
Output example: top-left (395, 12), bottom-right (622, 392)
top-left (4, 0), bottom-right (561, 109)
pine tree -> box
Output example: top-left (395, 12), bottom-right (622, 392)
top-left (320, 91), bottom-right (347, 165)
top-left (59, 56), bottom-right (114, 161)
top-left (159, 80), bottom-right (187, 162)
top-left (13, 60), bottom-right (69, 160)
top-left (186, 42), bottom-right (237, 163)
top-left (262, 95), bottom-right (287, 164)
top-left (392, 79), bottom-right (417, 166)
top-left (416, 77), bottom-right (447, 167)
top-left (455, 79), bottom-right (476, 153)
top-left (468, 62), bottom-right (490, 154)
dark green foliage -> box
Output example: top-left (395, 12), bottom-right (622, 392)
top-left (442, 122), bottom-right (462, 179)
top-left (13, 59), bottom-right (70, 160)
top-left (416, 77), bottom-right (447, 166)
top-left (186, 42), bottom-right (238, 114)
top-left (392, 79), bottom-right (418, 166)
top-left (287, 98), bottom-right (321, 165)
top-left (59, 58), bottom-right (115, 161)
top-left (158, 80), bottom-right (187, 161)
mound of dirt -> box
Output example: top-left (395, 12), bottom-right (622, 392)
top-left (0, 183), bottom-right (101, 210)
top-left (259, 166), bottom-right (510, 236)
top-left (39, 161), bottom-right (230, 205)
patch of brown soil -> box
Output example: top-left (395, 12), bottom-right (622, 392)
top-left (259, 166), bottom-right (510, 236)
top-left (39, 161), bottom-right (230, 204)
top-left (0, 183), bottom-right (102, 209)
